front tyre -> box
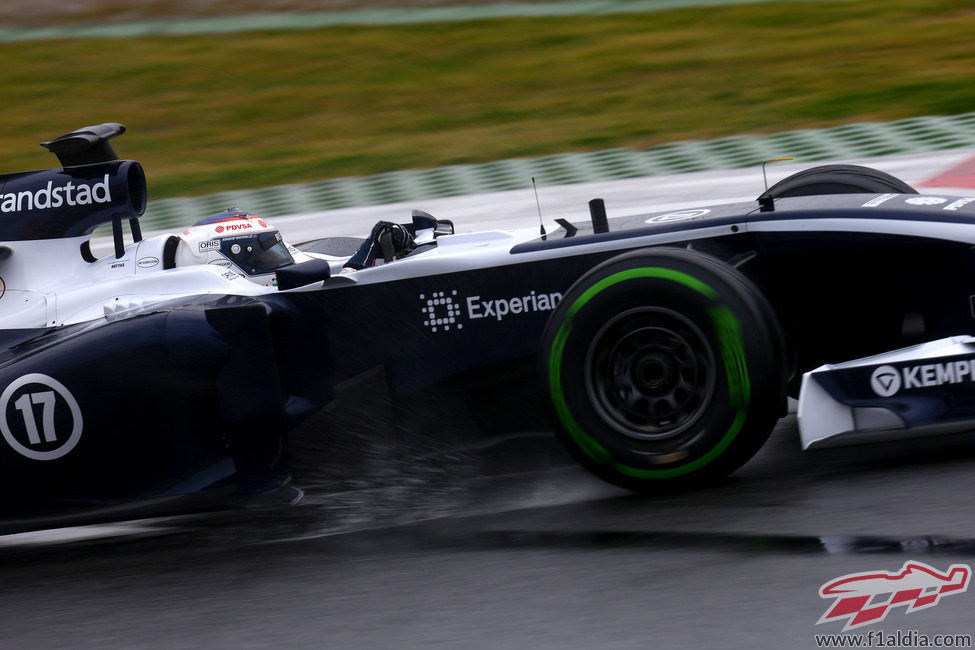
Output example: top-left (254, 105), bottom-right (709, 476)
top-left (541, 248), bottom-right (785, 491)
top-left (758, 164), bottom-right (917, 199)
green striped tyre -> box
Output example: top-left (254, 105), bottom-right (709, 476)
top-left (541, 248), bottom-right (787, 491)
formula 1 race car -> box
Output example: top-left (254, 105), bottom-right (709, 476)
top-left (3, 123), bottom-right (975, 521)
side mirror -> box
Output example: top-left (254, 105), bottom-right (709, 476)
top-left (275, 258), bottom-right (331, 291)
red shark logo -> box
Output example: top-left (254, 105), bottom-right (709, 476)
top-left (818, 561), bottom-right (970, 631)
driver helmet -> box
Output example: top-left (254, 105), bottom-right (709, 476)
top-left (174, 208), bottom-right (295, 280)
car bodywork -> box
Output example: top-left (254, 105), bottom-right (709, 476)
top-left (2, 123), bottom-right (975, 520)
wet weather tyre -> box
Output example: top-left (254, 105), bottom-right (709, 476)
top-left (540, 248), bottom-right (786, 491)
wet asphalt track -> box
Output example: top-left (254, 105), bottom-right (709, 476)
top-left (12, 153), bottom-right (975, 648)
top-left (5, 415), bottom-right (975, 649)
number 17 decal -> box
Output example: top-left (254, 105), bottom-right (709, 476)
top-left (1, 374), bottom-right (83, 461)
top-left (14, 391), bottom-right (58, 445)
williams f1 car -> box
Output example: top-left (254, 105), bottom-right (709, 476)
top-left (3, 123), bottom-right (975, 520)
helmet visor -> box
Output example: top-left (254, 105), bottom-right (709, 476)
top-left (221, 231), bottom-right (294, 275)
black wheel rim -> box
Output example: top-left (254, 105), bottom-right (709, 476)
top-left (585, 307), bottom-right (716, 440)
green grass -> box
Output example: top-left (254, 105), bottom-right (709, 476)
top-left (2, 0), bottom-right (974, 199)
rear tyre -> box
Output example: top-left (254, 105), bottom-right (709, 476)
top-left (540, 248), bottom-right (785, 491)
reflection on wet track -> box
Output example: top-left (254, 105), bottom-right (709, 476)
top-left (5, 413), bottom-right (975, 648)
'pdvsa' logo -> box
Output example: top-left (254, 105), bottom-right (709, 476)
top-left (215, 223), bottom-right (253, 233)
top-left (0, 374), bottom-right (83, 461)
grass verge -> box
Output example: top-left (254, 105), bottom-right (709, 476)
top-left (1, 0), bottom-right (973, 198)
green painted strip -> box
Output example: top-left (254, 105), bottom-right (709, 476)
top-left (709, 305), bottom-right (751, 408)
top-left (548, 320), bottom-right (612, 465)
top-left (547, 266), bottom-right (749, 479)
top-left (575, 267), bottom-right (719, 308)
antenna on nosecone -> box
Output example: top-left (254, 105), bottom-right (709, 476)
top-left (758, 157), bottom-right (796, 213)
top-left (762, 157), bottom-right (795, 192)
top-left (532, 177), bottom-right (547, 241)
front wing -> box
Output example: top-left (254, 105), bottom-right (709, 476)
top-left (798, 336), bottom-right (975, 449)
